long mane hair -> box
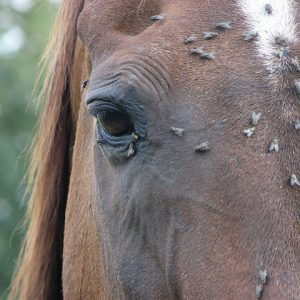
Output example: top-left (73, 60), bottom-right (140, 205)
top-left (9, 0), bottom-right (86, 298)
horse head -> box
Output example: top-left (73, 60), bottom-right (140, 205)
top-left (10, 0), bottom-right (300, 299)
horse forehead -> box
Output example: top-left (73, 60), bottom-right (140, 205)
top-left (77, 0), bottom-right (219, 59)
top-left (78, 0), bottom-right (161, 38)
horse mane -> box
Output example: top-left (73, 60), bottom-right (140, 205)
top-left (9, 0), bottom-right (85, 298)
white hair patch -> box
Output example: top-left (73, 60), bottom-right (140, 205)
top-left (238, 0), bottom-right (298, 74)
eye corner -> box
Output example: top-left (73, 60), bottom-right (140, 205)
top-left (87, 105), bottom-right (98, 118)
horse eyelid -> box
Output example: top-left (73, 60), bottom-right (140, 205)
top-left (87, 100), bottom-right (121, 117)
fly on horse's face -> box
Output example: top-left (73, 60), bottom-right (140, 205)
top-left (10, 0), bottom-right (300, 299)
top-left (66, 0), bottom-right (300, 298)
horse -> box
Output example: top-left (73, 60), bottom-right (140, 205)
top-left (9, 0), bottom-right (300, 299)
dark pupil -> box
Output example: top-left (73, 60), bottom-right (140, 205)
top-left (97, 108), bottom-right (133, 136)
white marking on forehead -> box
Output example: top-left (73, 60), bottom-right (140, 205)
top-left (239, 0), bottom-right (298, 64)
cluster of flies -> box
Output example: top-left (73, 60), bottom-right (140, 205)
top-left (154, 4), bottom-right (300, 192)
top-left (81, 4), bottom-right (300, 190)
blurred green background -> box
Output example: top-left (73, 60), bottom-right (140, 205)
top-left (0, 0), bottom-right (59, 297)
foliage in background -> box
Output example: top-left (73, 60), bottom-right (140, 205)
top-left (0, 0), bottom-right (58, 297)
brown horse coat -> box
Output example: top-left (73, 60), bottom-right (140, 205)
top-left (10, 0), bottom-right (300, 299)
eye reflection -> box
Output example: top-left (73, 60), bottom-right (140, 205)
top-left (97, 108), bottom-right (134, 137)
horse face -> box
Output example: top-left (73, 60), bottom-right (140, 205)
top-left (74, 0), bottom-right (300, 298)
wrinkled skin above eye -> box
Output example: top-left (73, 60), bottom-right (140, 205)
top-left (97, 107), bottom-right (134, 137)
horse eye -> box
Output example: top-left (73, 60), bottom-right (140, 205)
top-left (97, 108), bottom-right (134, 137)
